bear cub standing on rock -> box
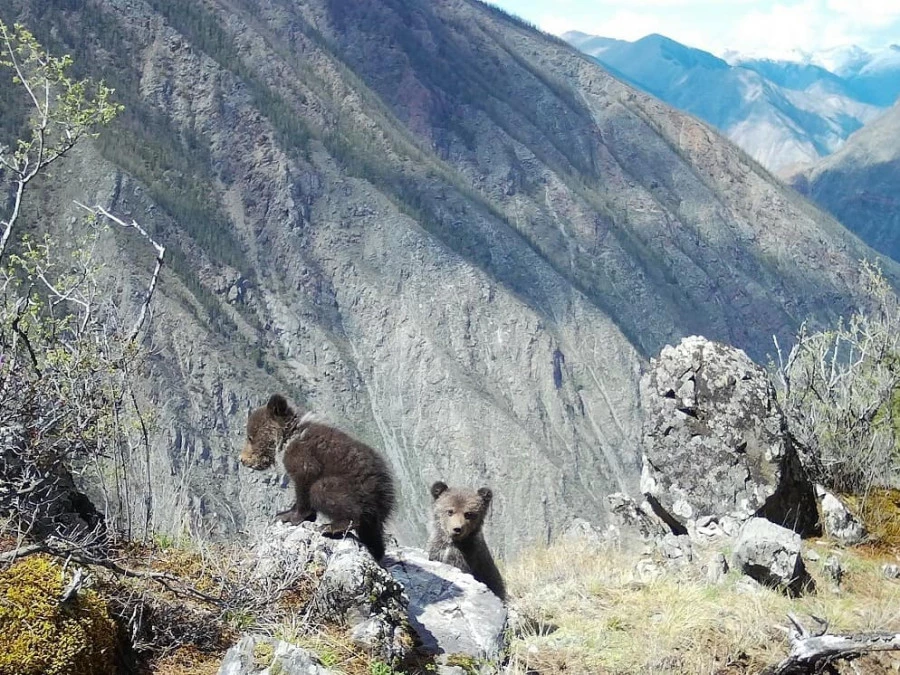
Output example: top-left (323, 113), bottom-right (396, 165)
top-left (426, 481), bottom-right (506, 600)
top-left (240, 394), bottom-right (395, 561)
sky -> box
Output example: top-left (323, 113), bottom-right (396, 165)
top-left (490, 0), bottom-right (900, 60)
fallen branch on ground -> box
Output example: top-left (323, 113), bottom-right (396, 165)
top-left (0, 540), bottom-right (221, 606)
top-left (765, 613), bottom-right (900, 674)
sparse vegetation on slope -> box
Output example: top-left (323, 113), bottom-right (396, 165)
top-left (504, 539), bottom-right (900, 675)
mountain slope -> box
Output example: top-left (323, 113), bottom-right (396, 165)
top-left (792, 101), bottom-right (900, 261)
top-left (0, 0), bottom-right (894, 555)
top-left (565, 32), bottom-right (887, 173)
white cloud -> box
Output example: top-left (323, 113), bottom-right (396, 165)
top-left (723, 0), bottom-right (900, 58)
top-left (826, 0), bottom-right (900, 27)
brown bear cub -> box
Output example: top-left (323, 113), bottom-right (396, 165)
top-left (426, 481), bottom-right (506, 600)
top-left (240, 394), bottom-right (395, 561)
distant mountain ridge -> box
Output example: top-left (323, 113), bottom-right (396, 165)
top-left (564, 32), bottom-right (900, 173)
top-left (792, 101), bottom-right (900, 262)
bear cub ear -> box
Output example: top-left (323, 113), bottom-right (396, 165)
top-left (267, 394), bottom-right (291, 418)
top-left (477, 487), bottom-right (493, 506)
top-left (430, 481), bottom-right (449, 500)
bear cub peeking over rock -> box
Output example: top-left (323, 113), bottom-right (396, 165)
top-left (240, 394), bottom-right (395, 561)
top-left (426, 481), bottom-right (506, 600)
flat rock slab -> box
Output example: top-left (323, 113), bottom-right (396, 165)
top-left (384, 546), bottom-right (508, 662)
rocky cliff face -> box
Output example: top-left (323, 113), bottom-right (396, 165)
top-left (792, 101), bottom-right (900, 263)
top-left (0, 0), bottom-right (895, 556)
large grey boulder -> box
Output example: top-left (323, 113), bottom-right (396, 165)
top-left (640, 336), bottom-right (819, 537)
top-left (218, 636), bottom-right (335, 675)
top-left (384, 547), bottom-right (508, 663)
top-left (732, 517), bottom-right (813, 596)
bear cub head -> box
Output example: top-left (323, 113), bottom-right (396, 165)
top-left (430, 481), bottom-right (492, 542)
top-left (240, 394), bottom-right (293, 470)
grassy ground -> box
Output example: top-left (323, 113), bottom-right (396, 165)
top-left (502, 535), bottom-right (900, 674)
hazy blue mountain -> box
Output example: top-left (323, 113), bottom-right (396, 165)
top-left (564, 32), bottom-right (889, 173)
top-left (738, 46), bottom-right (900, 107)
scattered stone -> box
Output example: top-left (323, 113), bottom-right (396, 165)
top-left (732, 517), bottom-right (814, 596)
top-left (882, 564), bottom-right (900, 580)
top-left (660, 533), bottom-right (693, 564)
top-left (607, 493), bottom-right (669, 542)
top-left (805, 548), bottom-right (821, 562)
top-left (824, 555), bottom-right (843, 586)
top-left (640, 337), bottom-right (819, 536)
top-left (562, 517), bottom-right (608, 548)
top-left (384, 547), bottom-right (508, 663)
top-left (705, 552), bottom-right (729, 584)
top-left (635, 558), bottom-right (664, 582)
top-left (816, 485), bottom-right (867, 546)
top-left (218, 636), bottom-right (335, 675)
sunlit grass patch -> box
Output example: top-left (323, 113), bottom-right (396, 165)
top-left (504, 537), bottom-right (900, 674)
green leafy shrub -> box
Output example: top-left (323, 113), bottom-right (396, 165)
top-left (0, 555), bottom-right (118, 675)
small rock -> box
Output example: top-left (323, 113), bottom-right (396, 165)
top-left (384, 547), bottom-right (508, 662)
top-left (705, 552), bottom-right (728, 584)
top-left (636, 558), bottom-right (664, 582)
top-left (218, 636), bottom-right (335, 675)
top-left (824, 555), bottom-right (843, 585)
top-left (817, 485), bottom-right (867, 546)
top-left (883, 564), bottom-right (900, 580)
top-left (732, 518), bottom-right (814, 596)
top-left (660, 533), bottom-right (693, 564)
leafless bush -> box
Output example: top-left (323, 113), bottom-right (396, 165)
top-left (773, 261), bottom-right (900, 495)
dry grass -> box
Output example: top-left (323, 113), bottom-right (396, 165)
top-left (148, 646), bottom-right (223, 675)
top-left (502, 538), bottom-right (900, 675)
top-left (844, 488), bottom-right (900, 555)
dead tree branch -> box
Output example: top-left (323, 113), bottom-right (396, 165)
top-left (74, 202), bottom-right (165, 341)
top-left (765, 613), bottom-right (900, 674)
top-left (0, 541), bottom-right (222, 606)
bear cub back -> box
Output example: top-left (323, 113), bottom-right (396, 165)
top-left (241, 394), bottom-right (395, 561)
top-left (426, 481), bottom-right (506, 600)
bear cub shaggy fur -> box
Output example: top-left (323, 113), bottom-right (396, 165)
top-left (426, 481), bottom-right (506, 600)
top-left (241, 394), bottom-right (395, 560)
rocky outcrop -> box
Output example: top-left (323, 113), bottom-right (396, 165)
top-left (241, 523), bottom-right (507, 669)
top-left (640, 336), bottom-right (820, 537)
top-left (732, 517), bottom-right (814, 596)
top-left (253, 523), bottom-right (411, 665)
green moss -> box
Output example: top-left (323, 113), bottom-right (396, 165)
top-left (0, 555), bottom-right (118, 675)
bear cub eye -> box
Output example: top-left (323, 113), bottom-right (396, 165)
top-left (464, 512), bottom-right (477, 520)
top-left (446, 509), bottom-right (454, 516)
